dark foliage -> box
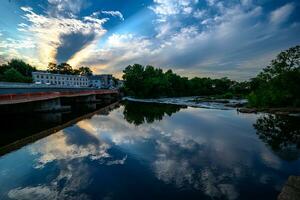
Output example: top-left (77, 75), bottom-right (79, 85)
top-left (248, 45), bottom-right (300, 107)
top-left (0, 59), bottom-right (36, 83)
top-left (47, 62), bottom-right (93, 76)
top-left (122, 64), bottom-right (250, 98)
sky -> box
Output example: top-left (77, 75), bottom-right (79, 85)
top-left (0, 0), bottom-right (299, 80)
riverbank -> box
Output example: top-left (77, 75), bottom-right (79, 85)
top-left (237, 107), bottom-right (300, 116)
top-left (124, 96), bottom-right (300, 116)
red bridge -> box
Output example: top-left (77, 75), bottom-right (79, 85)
top-left (0, 89), bottom-right (119, 105)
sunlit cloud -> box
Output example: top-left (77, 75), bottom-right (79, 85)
top-left (0, 0), bottom-right (299, 79)
top-left (18, 6), bottom-right (107, 67)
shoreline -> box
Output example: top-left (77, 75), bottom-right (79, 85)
top-left (237, 107), bottom-right (300, 116)
top-left (123, 96), bottom-right (300, 116)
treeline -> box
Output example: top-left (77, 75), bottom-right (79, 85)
top-left (122, 45), bottom-right (300, 108)
top-left (47, 63), bottom-right (93, 76)
top-left (122, 65), bottom-right (250, 98)
top-left (0, 60), bottom-right (93, 83)
top-left (123, 65), bottom-right (249, 98)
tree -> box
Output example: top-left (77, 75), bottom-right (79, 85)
top-left (122, 63), bottom-right (249, 98)
top-left (0, 59), bottom-right (36, 83)
top-left (248, 45), bottom-right (300, 107)
top-left (57, 63), bottom-right (73, 74)
top-left (123, 64), bottom-right (145, 97)
top-left (78, 66), bottom-right (93, 76)
top-left (2, 68), bottom-right (32, 83)
top-left (47, 62), bottom-right (58, 73)
top-left (47, 62), bottom-right (73, 74)
top-left (5, 59), bottom-right (36, 77)
top-left (47, 63), bottom-right (93, 76)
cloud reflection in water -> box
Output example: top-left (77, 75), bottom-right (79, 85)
top-left (3, 102), bottom-right (300, 200)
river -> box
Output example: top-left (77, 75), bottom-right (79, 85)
top-left (0, 100), bottom-right (299, 200)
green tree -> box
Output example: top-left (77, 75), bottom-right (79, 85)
top-left (47, 62), bottom-right (74, 74)
top-left (47, 62), bottom-right (58, 73)
top-left (2, 68), bottom-right (32, 83)
top-left (78, 66), bottom-right (93, 76)
top-left (5, 59), bottom-right (36, 77)
top-left (57, 63), bottom-right (73, 74)
top-left (123, 64), bottom-right (145, 97)
top-left (0, 59), bottom-right (36, 83)
top-left (248, 45), bottom-right (300, 107)
top-left (122, 63), bottom-right (250, 98)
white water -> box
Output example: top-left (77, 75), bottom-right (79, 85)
top-left (123, 97), bottom-right (247, 110)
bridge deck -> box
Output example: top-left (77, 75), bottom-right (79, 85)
top-left (0, 89), bottom-right (118, 105)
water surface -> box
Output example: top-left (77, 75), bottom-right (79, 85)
top-left (0, 101), bottom-right (299, 200)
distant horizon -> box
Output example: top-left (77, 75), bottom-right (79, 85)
top-left (0, 0), bottom-right (299, 80)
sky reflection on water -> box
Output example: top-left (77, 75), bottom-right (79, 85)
top-left (0, 102), bottom-right (299, 200)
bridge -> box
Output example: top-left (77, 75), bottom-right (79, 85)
top-left (0, 82), bottom-right (120, 113)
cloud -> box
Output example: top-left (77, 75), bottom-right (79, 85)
top-left (16, 6), bottom-right (107, 67)
top-left (206, 0), bottom-right (217, 6)
top-left (149, 0), bottom-right (198, 21)
top-left (0, 37), bottom-right (35, 49)
top-left (101, 10), bottom-right (124, 21)
top-left (47, 0), bottom-right (86, 17)
top-left (270, 3), bottom-right (295, 25)
top-left (193, 9), bottom-right (206, 19)
top-left (89, 1), bottom-right (298, 80)
top-left (74, 33), bottom-right (153, 74)
top-left (1, 0), bottom-right (300, 79)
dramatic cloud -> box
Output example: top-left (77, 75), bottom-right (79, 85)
top-left (17, 6), bottom-right (107, 66)
top-left (0, 0), bottom-right (299, 79)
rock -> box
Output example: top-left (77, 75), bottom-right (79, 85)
top-left (275, 111), bottom-right (290, 115)
top-left (237, 108), bottom-right (257, 113)
top-left (278, 176), bottom-right (300, 200)
top-left (289, 113), bottom-right (300, 117)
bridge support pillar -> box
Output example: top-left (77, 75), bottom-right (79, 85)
top-left (0, 98), bottom-right (69, 114)
top-left (62, 95), bottom-right (97, 104)
top-left (34, 98), bottom-right (69, 112)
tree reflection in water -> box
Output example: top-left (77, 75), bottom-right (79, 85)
top-left (254, 114), bottom-right (300, 160)
top-left (122, 101), bottom-right (185, 125)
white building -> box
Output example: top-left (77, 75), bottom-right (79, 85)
top-left (32, 71), bottom-right (89, 87)
top-left (88, 76), bottom-right (102, 88)
top-left (88, 74), bottom-right (113, 89)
